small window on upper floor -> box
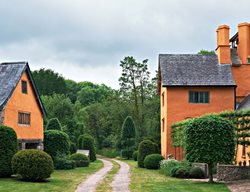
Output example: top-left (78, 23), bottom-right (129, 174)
top-left (18, 112), bottom-right (30, 126)
top-left (248, 58), bottom-right (250, 64)
top-left (22, 80), bottom-right (27, 94)
top-left (189, 91), bottom-right (209, 104)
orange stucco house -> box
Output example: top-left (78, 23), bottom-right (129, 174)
top-left (159, 22), bottom-right (250, 160)
top-left (0, 62), bottom-right (45, 150)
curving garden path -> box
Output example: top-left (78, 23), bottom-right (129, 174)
top-left (111, 159), bottom-right (130, 192)
top-left (76, 159), bottom-right (113, 192)
top-left (75, 158), bottom-right (130, 192)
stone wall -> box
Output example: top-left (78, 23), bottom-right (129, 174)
top-left (0, 110), bottom-right (4, 124)
top-left (217, 165), bottom-right (250, 181)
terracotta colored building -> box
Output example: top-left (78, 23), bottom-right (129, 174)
top-left (159, 22), bottom-right (250, 160)
top-left (0, 62), bottom-right (45, 150)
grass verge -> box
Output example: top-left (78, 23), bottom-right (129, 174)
top-left (96, 159), bottom-right (120, 192)
top-left (0, 160), bottom-right (103, 192)
top-left (126, 160), bottom-right (230, 192)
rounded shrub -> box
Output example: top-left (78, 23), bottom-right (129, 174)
top-left (171, 166), bottom-right (190, 178)
top-left (78, 134), bottom-right (96, 162)
top-left (132, 151), bottom-right (138, 161)
top-left (12, 149), bottom-right (53, 181)
top-left (44, 130), bottom-right (70, 160)
top-left (144, 154), bottom-right (164, 169)
top-left (70, 153), bottom-right (89, 167)
top-left (46, 118), bottom-right (62, 131)
top-left (0, 125), bottom-right (18, 177)
top-left (189, 167), bottom-right (205, 179)
top-left (138, 140), bottom-right (158, 168)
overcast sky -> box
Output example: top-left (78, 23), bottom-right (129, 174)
top-left (0, 0), bottom-right (249, 88)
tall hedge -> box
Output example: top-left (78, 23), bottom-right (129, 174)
top-left (120, 116), bottom-right (136, 159)
top-left (78, 134), bottom-right (96, 162)
top-left (138, 140), bottom-right (158, 168)
top-left (44, 130), bottom-right (70, 160)
top-left (0, 126), bottom-right (18, 177)
top-left (185, 115), bottom-right (235, 183)
top-left (46, 118), bottom-right (62, 131)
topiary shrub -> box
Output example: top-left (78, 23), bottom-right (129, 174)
top-left (12, 149), bottom-right (53, 181)
top-left (138, 140), bottom-right (158, 168)
top-left (0, 125), bottom-right (18, 177)
top-left (70, 153), bottom-right (89, 167)
top-left (44, 130), bottom-right (70, 160)
top-left (171, 166), bottom-right (190, 178)
top-left (54, 156), bottom-right (76, 170)
top-left (185, 115), bottom-right (235, 182)
top-left (144, 154), bottom-right (164, 169)
top-left (132, 151), bottom-right (138, 161)
top-left (46, 118), bottom-right (62, 131)
top-left (120, 116), bottom-right (136, 159)
top-left (78, 134), bottom-right (96, 162)
top-left (70, 142), bottom-right (77, 154)
top-left (189, 167), bottom-right (205, 179)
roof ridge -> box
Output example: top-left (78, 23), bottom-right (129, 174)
top-left (1, 61), bottom-right (28, 65)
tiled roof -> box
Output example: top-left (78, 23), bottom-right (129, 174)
top-left (0, 62), bottom-right (46, 115)
top-left (159, 54), bottom-right (236, 87)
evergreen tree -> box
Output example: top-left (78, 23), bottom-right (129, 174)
top-left (121, 116), bottom-right (136, 159)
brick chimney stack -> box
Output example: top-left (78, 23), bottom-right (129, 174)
top-left (216, 25), bottom-right (231, 64)
top-left (237, 22), bottom-right (250, 64)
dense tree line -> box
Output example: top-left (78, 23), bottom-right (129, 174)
top-left (33, 56), bottom-right (160, 154)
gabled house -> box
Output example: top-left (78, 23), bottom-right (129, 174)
top-left (159, 22), bottom-right (250, 160)
top-left (0, 62), bottom-right (45, 150)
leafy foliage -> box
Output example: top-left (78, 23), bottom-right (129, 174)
top-left (70, 153), bottom-right (89, 167)
top-left (132, 151), bottom-right (138, 161)
top-left (46, 118), bottom-right (62, 131)
top-left (78, 134), bottom-right (96, 162)
top-left (12, 149), bottom-right (53, 181)
top-left (185, 115), bottom-right (235, 182)
top-left (189, 167), bottom-right (205, 179)
top-left (0, 126), bottom-right (18, 177)
top-left (54, 156), bottom-right (76, 170)
top-left (44, 130), bottom-right (70, 160)
top-left (121, 116), bottom-right (136, 159)
top-left (160, 159), bottom-right (179, 176)
top-left (138, 140), bottom-right (158, 168)
top-left (144, 154), bottom-right (164, 169)
top-left (33, 68), bottom-right (67, 96)
top-left (198, 49), bottom-right (216, 55)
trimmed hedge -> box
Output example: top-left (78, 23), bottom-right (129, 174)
top-left (46, 118), bottom-right (62, 131)
top-left (70, 153), bottom-right (89, 167)
top-left (0, 125), bottom-right (18, 177)
top-left (138, 140), bottom-right (158, 168)
top-left (54, 156), bottom-right (76, 170)
top-left (12, 149), bottom-right (53, 181)
top-left (44, 130), bottom-right (70, 160)
top-left (144, 154), bottom-right (164, 169)
top-left (78, 134), bottom-right (96, 162)
top-left (132, 151), bottom-right (138, 161)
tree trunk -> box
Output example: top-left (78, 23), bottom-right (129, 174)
top-left (208, 163), bottom-right (214, 183)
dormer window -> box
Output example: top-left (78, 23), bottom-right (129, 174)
top-left (22, 80), bottom-right (27, 94)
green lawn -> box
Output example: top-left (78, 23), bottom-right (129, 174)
top-left (127, 160), bottom-right (230, 192)
top-left (0, 160), bottom-right (103, 192)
